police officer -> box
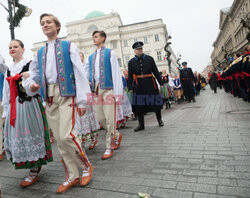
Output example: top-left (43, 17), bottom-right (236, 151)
top-left (128, 41), bottom-right (164, 132)
top-left (180, 62), bottom-right (196, 102)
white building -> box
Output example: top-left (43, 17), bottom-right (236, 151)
top-left (33, 11), bottom-right (179, 74)
top-left (211, 0), bottom-right (250, 68)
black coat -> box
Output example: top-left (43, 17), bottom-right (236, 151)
top-left (128, 54), bottom-right (163, 113)
top-left (180, 67), bottom-right (195, 98)
top-left (209, 73), bottom-right (218, 90)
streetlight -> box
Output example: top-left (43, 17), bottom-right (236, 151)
top-left (164, 35), bottom-right (172, 73)
top-left (0, 0), bottom-right (32, 40)
top-left (177, 54), bottom-right (182, 70)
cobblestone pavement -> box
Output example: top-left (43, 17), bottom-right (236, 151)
top-left (1, 88), bottom-right (250, 198)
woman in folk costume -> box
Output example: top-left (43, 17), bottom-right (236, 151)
top-left (75, 52), bottom-right (99, 150)
top-left (123, 69), bottom-right (136, 120)
top-left (161, 69), bottom-right (172, 109)
top-left (2, 39), bottom-right (53, 187)
top-left (116, 76), bottom-right (132, 128)
top-left (22, 14), bottom-right (93, 194)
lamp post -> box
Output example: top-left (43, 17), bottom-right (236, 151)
top-left (7, 0), bottom-right (15, 39)
top-left (164, 35), bottom-right (172, 73)
top-left (0, 0), bottom-right (31, 40)
top-left (177, 54), bottom-right (181, 70)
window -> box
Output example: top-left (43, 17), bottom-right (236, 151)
top-left (87, 25), bottom-right (98, 33)
top-left (112, 41), bottom-right (117, 49)
top-left (134, 38), bottom-right (138, 43)
top-left (144, 36), bottom-right (148, 44)
top-left (157, 51), bottom-right (162, 61)
top-left (124, 40), bottom-right (128, 47)
top-left (125, 56), bottom-right (130, 65)
top-left (118, 58), bottom-right (122, 67)
top-left (155, 34), bottom-right (159, 42)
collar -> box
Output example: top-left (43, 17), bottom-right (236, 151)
top-left (96, 46), bottom-right (105, 53)
top-left (134, 54), bottom-right (146, 61)
top-left (46, 38), bottom-right (59, 46)
top-left (10, 58), bottom-right (29, 74)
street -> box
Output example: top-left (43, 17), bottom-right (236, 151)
top-left (1, 88), bottom-right (250, 198)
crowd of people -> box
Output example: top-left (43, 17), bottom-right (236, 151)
top-left (208, 45), bottom-right (250, 103)
top-left (0, 13), bottom-right (207, 194)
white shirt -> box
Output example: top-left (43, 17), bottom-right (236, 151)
top-left (2, 58), bottom-right (33, 118)
top-left (0, 54), bottom-right (8, 74)
top-left (45, 40), bottom-right (58, 84)
top-left (23, 40), bottom-right (90, 108)
top-left (94, 48), bottom-right (101, 83)
top-left (168, 76), bottom-right (175, 87)
top-left (84, 49), bottom-right (123, 100)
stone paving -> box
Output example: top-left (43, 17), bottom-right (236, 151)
top-left (0, 88), bottom-right (250, 198)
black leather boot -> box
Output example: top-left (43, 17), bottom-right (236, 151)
top-left (158, 120), bottom-right (164, 127)
top-left (156, 111), bottom-right (164, 127)
top-left (165, 101), bottom-right (169, 109)
top-left (134, 125), bottom-right (145, 132)
top-left (134, 113), bottom-right (145, 132)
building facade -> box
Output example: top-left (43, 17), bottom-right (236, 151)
top-left (211, 0), bottom-right (250, 69)
top-left (32, 11), bottom-right (179, 74)
top-left (200, 65), bottom-right (214, 80)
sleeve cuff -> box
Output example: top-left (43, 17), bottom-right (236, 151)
top-left (22, 78), bottom-right (39, 96)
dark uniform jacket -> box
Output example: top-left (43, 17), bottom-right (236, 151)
top-left (180, 67), bottom-right (195, 99)
top-left (209, 73), bottom-right (218, 90)
top-left (128, 54), bottom-right (163, 113)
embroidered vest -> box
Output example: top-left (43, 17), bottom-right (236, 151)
top-left (37, 39), bottom-right (76, 100)
top-left (89, 47), bottom-right (113, 92)
top-left (173, 78), bottom-right (181, 90)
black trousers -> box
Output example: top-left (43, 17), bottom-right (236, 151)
top-left (137, 111), bottom-right (162, 126)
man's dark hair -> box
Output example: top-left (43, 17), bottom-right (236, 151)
top-left (92, 31), bottom-right (106, 43)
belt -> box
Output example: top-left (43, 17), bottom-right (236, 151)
top-left (182, 78), bottom-right (192, 81)
top-left (133, 74), bottom-right (157, 89)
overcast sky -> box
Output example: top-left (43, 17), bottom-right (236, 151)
top-left (0, 0), bottom-right (233, 72)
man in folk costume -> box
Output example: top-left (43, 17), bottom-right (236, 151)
top-left (22, 13), bottom-right (93, 194)
top-left (180, 62), bottom-right (196, 103)
top-left (85, 31), bottom-right (123, 160)
top-left (128, 41), bottom-right (164, 132)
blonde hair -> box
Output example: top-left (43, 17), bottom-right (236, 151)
top-left (40, 13), bottom-right (61, 34)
